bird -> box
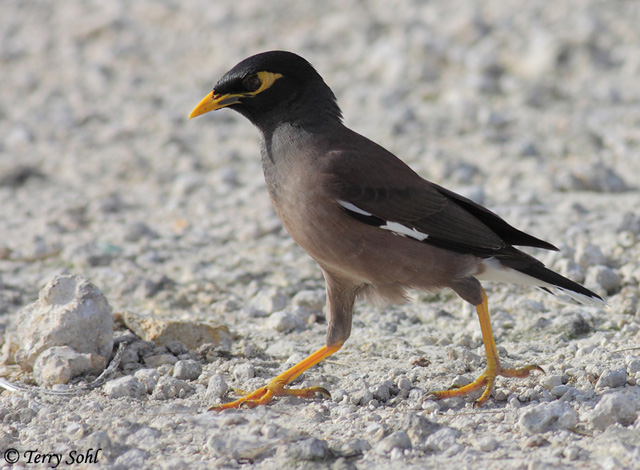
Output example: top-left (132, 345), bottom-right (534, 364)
top-left (188, 51), bottom-right (604, 410)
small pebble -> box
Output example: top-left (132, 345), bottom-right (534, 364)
top-left (627, 359), bottom-right (640, 375)
top-left (352, 389), bottom-right (374, 406)
top-left (124, 221), bottom-right (158, 242)
top-left (151, 376), bottom-right (194, 400)
top-left (508, 395), bottom-right (522, 408)
top-left (575, 244), bottom-right (607, 270)
top-left (371, 382), bottom-right (391, 402)
top-left (518, 402), bottom-right (578, 434)
top-left (397, 377), bottom-right (411, 391)
top-left (267, 310), bottom-right (303, 333)
top-left (83, 430), bottom-right (112, 456)
top-left (564, 446), bottom-right (580, 461)
top-left (114, 449), bottom-right (149, 469)
top-left (586, 265), bottom-right (622, 294)
top-left (65, 423), bottom-right (85, 440)
top-left (104, 376), bottom-right (146, 399)
top-left (588, 391), bottom-right (638, 430)
top-left (422, 400), bottom-right (440, 413)
top-left (144, 353), bottom-right (178, 368)
top-left (291, 290), bottom-right (325, 312)
top-left (172, 359), bottom-right (203, 380)
top-left (332, 389), bottom-right (347, 403)
top-left (165, 341), bottom-right (189, 356)
top-left (476, 437), bottom-right (499, 452)
top-left (206, 374), bottom-right (229, 400)
top-left (261, 424), bottom-right (281, 439)
top-left (375, 431), bottom-right (412, 453)
top-left (551, 385), bottom-right (570, 398)
top-left (134, 368), bottom-right (160, 393)
top-left (595, 368), bottom-right (627, 390)
top-left (541, 374), bottom-right (565, 390)
top-left (233, 363), bottom-right (255, 380)
top-left (450, 375), bottom-right (472, 388)
top-left (287, 438), bottom-right (329, 461)
top-left (251, 288), bottom-right (287, 314)
top-left (425, 427), bottom-right (459, 452)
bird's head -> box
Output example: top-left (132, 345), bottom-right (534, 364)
top-left (189, 51), bottom-right (342, 130)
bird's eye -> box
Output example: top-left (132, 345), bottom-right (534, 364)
top-left (243, 75), bottom-right (262, 92)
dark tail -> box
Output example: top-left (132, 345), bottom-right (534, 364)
top-left (520, 263), bottom-right (605, 307)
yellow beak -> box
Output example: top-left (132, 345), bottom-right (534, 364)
top-left (188, 92), bottom-right (242, 119)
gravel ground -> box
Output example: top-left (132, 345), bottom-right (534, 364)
top-left (2, 1), bottom-right (640, 469)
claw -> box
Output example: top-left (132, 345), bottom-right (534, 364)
top-left (429, 363), bottom-right (545, 406)
top-left (209, 344), bottom-right (342, 411)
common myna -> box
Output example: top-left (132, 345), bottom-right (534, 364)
top-left (189, 51), bottom-right (604, 410)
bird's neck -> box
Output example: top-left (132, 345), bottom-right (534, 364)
top-left (258, 121), bottom-right (338, 204)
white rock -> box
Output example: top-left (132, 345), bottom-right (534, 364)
top-left (332, 389), bottom-right (347, 403)
top-left (233, 363), bottom-right (255, 380)
top-left (476, 436), bottom-right (499, 452)
top-left (291, 290), bottom-right (325, 312)
top-left (422, 400), bottom-right (441, 413)
top-left (172, 359), bottom-right (202, 380)
top-left (586, 265), bottom-right (622, 294)
top-left (267, 311), bottom-right (303, 333)
top-left (588, 392), bottom-right (638, 430)
top-left (551, 385), bottom-right (571, 398)
top-left (288, 438), bottom-right (329, 461)
top-left (371, 382), bottom-right (391, 402)
top-left (375, 431), bottom-right (412, 453)
top-left (518, 402), bottom-right (579, 434)
top-left (397, 377), bottom-right (412, 391)
top-left (206, 374), bottom-right (229, 400)
top-left (33, 346), bottom-right (105, 386)
top-left (261, 424), bottom-right (281, 439)
top-left (627, 359), bottom-right (640, 375)
top-left (126, 426), bottom-right (160, 452)
top-left (104, 376), bottom-right (146, 399)
top-left (114, 449), bottom-right (148, 469)
top-left (425, 427), bottom-right (459, 452)
top-left (575, 244), bottom-right (607, 270)
top-left (540, 374), bottom-right (565, 390)
top-left (151, 376), bottom-right (193, 400)
top-left (15, 275), bottom-right (113, 370)
top-left (595, 368), bottom-right (627, 390)
top-left (400, 413), bottom-right (440, 443)
top-left (250, 287), bottom-right (287, 315)
top-left (352, 388), bottom-right (374, 406)
top-left (564, 446), bottom-right (580, 460)
top-left (134, 369), bottom-right (160, 393)
top-left (144, 354), bottom-right (178, 368)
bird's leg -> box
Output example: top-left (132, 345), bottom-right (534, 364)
top-left (429, 287), bottom-right (544, 406)
top-left (209, 342), bottom-right (342, 411)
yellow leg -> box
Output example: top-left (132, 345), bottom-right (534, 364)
top-left (429, 288), bottom-right (544, 406)
top-left (210, 342), bottom-right (343, 411)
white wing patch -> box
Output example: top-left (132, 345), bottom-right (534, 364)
top-left (338, 200), bottom-right (429, 241)
top-left (380, 221), bottom-right (429, 241)
top-left (337, 200), bottom-right (373, 216)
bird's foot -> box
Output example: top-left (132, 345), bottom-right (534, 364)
top-left (209, 379), bottom-right (330, 411)
top-left (428, 364), bottom-right (544, 407)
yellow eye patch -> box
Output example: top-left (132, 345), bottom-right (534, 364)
top-left (245, 71), bottom-right (283, 96)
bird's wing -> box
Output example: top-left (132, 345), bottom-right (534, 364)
top-left (323, 140), bottom-right (556, 255)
